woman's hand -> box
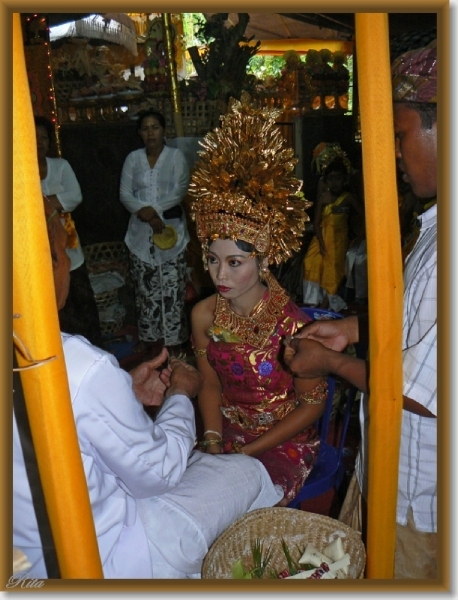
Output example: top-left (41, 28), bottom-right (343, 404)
top-left (205, 444), bottom-right (223, 454)
top-left (148, 215), bottom-right (166, 234)
top-left (136, 206), bottom-right (158, 222)
top-left (166, 358), bottom-right (204, 400)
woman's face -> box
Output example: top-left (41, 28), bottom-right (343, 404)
top-left (207, 238), bottom-right (260, 301)
top-left (138, 116), bottom-right (165, 153)
top-left (36, 125), bottom-right (50, 160)
top-left (325, 170), bottom-right (346, 196)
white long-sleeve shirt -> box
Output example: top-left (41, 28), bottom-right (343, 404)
top-left (40, 157), bottom-right (84, 270)
top-left (13, 333), bottom-right (196, 578)
top-left (13, 334), bottom-right (282, 578)
top-left (120, 145), bottom-right (190, 267)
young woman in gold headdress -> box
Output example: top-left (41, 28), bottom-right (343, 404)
top-left (189, 96), bottom-right (328, 505)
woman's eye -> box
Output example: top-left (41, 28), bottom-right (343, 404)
top-left (207, 256), bottom-right (217, 264)
top-left (229, 260), bottom-right (241, 267)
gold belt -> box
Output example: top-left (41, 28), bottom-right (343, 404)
top-left (220, 397), bottom-right (299, 433)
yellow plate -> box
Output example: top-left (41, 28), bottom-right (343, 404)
top-left (153, 225), bottom-right (178, 250)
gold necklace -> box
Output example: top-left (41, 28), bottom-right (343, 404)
top-left (213, 272), bottom-right (290, 349)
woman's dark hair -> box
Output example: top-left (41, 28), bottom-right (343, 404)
top-left (208, 238), bottom-right (260, 263)
top-left (34, 115), bottom-right (55, 143)
top-left (323, 157), bottom-right (349, 181)
top-left (136, 109), bottom-right (166, 130)
top-left (208, 238), bottom-right (257, 255)
top-left (235, 239), bottom-right (256, 253)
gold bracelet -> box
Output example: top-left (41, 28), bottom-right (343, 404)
top-left (231, 441), bottom-right (245, 454)
top-left (295, 381), bottom-right (328, 405)
top-left (198, 438), bottom-right (223, 448)
top-left (193, 347), bottom-right (207, 357)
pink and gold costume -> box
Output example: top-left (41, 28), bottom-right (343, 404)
top-left (206, 275), bottom-right (320, 502)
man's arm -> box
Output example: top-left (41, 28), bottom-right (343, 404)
top-left (293, 315), bottom-right (361, 351)
top-left (284, 337), bottom-right (435, 417)
top-left (284, 337), bottom-right (369, 392)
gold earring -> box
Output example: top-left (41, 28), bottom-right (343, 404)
top-left (259, 264), bottom-right (269, 281)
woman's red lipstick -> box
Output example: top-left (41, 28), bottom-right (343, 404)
top-left (217, 286), bottom-right (231, 293)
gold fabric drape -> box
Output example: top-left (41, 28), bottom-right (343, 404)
top-left (13, 12), bottom-right (103, 578)
top-left (162, 12), bottom-right (184, 137)
top-left (355, 13), bottom-right (404, 579)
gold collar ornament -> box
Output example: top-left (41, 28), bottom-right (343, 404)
top-left (211, 271), bottom-right (290, 349)
top-left (189, 92), bottom-right (312, 267)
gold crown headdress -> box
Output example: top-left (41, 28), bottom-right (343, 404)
top-left (189, 93), bottom-right (311, 266)
top-left (311, 142), bottom-right (352, 176)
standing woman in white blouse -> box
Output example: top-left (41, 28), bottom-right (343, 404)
top-left (120, 109), bottom-right (190, 355)
top-left (35, 115), bottom-right (102, 347)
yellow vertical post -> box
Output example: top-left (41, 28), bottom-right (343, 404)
top-left (355, 14), bottom-right (404, 578)
top-left (13, 13), bottom-right (103, 578)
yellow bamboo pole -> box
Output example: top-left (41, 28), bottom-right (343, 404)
top-left (355, 14), bottom-right (404, 578)
top-left (13, 13), bottom-right (103, 578)
top-left (162, 13), bottom-right (184, 137)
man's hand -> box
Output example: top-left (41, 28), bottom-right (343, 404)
top-left (130, 348), bottom-right (171, 407)
top-left (284, 337), bottom-right (334, 379)
top-left (166, 358), bottom-right (203, 400)
top-left (293, 315), bottom-right (360, 352)
top-left (285, 334), bottom-right (369, 393)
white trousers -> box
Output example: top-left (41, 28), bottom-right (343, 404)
top-left (136, 450), bottom-right (283, 578)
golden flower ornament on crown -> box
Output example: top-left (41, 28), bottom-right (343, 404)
top-left (189, 93), bottom-right (312, 266)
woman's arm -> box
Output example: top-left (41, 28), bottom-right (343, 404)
top-left (191, 298), bottom-right (224, 454)
top-left (242, 376), bottom-right (327, 457)
top-left (119, 152), bottom-right (148, 214)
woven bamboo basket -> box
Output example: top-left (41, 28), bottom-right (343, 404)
top-left (202, 507), bottom-right (366, 580)
top-left (99, 304), bottom-right (126, 336)
top-left (83, 242), bottom-right (130, 280)
top-left (93, 288), bottom-right (119, 312)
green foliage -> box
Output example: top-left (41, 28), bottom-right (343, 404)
top-left (231, 538), bottom-right (274, 579)
top-left (281, 538), bottom-right (302, 576)
top-left (231, 537), bottom-right (311, 579)
top-left (247, 55), bottom-right (286, 79)
top-left (186, 13), bottom-right (260, 104)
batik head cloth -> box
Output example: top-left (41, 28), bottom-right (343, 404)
top-left (391, 39), bottom-right (437, 103)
